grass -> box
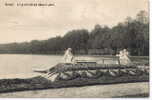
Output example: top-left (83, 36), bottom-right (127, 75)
top-left (114, 93), bottom-right (149, 98)
top-left (0, 73), bottom-right (149, 93)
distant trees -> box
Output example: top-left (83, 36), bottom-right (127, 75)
top-left (61, 29), bottom-right (89, 53)
top-left (0, 10), bottom-right (149, 56)
top-left (88, 25), bottom-right (111, 49)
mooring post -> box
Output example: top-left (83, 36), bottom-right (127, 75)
top-left (102, 59), bottom-right (104, 64)
top-left (117, 58), bottom-right (120, 65)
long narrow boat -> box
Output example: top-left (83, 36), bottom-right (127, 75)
top-left (33, 58), bottom-right (149, 82)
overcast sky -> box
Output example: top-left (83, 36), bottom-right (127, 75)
top-left (0, 0), bottom-right (148, 43)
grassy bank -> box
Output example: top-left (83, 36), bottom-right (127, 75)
top-left (0, 73), bottom-right (149, 93)
top-left (114, 93), bottom-right (149, 98)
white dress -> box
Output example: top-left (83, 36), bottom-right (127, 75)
top-left (122, 51), bottom-right (131, 65)
top-left (117, 50), bottom-right (131, 65)
top-left (62, 50), bottom-right (74, 63)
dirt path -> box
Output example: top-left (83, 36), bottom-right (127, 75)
top-left (0, 82), bottom-right (149, 98)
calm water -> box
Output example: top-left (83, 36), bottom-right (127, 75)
top-left (0, 54), bottom-right (61, 79)
top-left (0, 54), bottom-right (117, 79)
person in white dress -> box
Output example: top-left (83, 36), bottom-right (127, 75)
top-left (122, 49), bottom-right (131, 65)
top-left (62, 48), bottom-right (75, 64)
top-left (116, 49), bottom-right (132, 65)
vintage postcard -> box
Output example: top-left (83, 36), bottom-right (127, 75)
top-left (0, 0), bottom-right (149, 98)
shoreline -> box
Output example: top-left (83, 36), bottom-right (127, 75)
top-left (0, 74), bottom-right (149, 93)
top-left (0, 82), bottom-right (149, 98)
top-left (0, 53), bottom-right (149, 57)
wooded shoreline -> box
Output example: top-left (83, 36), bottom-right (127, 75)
top-left (0, 10), bottom-right (149, 56)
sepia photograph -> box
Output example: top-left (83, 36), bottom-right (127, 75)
top-left (0, 0), bottom-right (149, 98)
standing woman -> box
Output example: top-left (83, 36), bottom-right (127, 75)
top-left (62, 48), bottom-right (75, 64)
top-left (116, 49), bottom-right (132, 65)
top-left (122, 49), bottom-right (132, 65)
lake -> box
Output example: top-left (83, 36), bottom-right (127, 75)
top-left (0, 54), bottom-right (149, 79)
top-left (0, 54), bottom-right (119, 79)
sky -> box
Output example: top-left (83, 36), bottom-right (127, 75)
top-left (0, 0), bottom-right (149, 43)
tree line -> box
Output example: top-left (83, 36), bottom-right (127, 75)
top-left (0, 10), bottom-right (149, 56)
